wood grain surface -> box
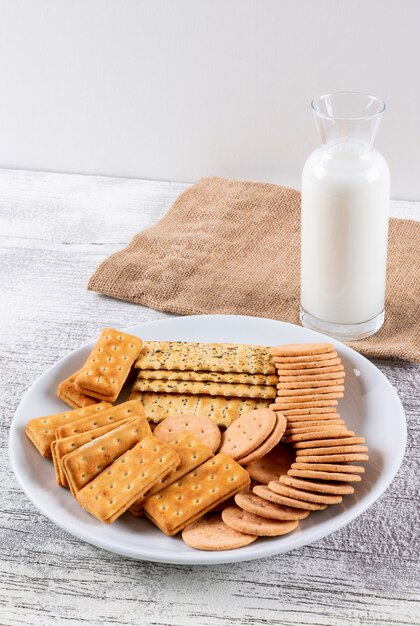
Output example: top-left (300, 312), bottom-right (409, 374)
top-left (0, 169), bottom-right (419, 626)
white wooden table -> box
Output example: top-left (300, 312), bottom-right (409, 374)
top-left (1, 169), bottom-right (419, 626)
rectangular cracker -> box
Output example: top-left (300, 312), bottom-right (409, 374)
top-left (63, 415), bottom-right (151, 496)
top-left (51, 418), bottom-right (134, 487)
top-left (129, 391), bottom-right (270, 427)
top-left (144, 453), bottom-right (250, 536)
top-left (132, 378), bottom-right (277, 399)
top-left (76, 436), bottom-right (180, 523)
top-left (129, 432), bottom-right (213, 514)
top-left (136, 369), bottom-right (278, 386)
top-left (57, 370), bottom-right (99, 409)
top-left (134, 341), bottom-right (276, 374)
top-left (55, 399), bottom-right (145, 440)
top-left (75, 328), bottom-right (143, 402)
top-left (25, 402), bottom-right (112, 457)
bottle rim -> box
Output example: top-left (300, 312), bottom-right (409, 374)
top-left (311, 92), bottom-right (386, 122)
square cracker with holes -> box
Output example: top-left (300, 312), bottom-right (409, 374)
top-left (24, 402), bottom-right (112, 458)
top-left (144, 453), bottom-right (250, 536)
top-left (51, 418), bottom-right (135, 487)
top-left (129, 431), bottom-right (214, 515)
top-left (76, 435), bottom-right (180, 523)
top-left (75, 328), bottom-right (143, 402)
top-left (62, 415), bottom-right (151, 496)
top-left (57, 370), bottom-right (99, 409)
top-left (55, 399), bottom-right (145, 440)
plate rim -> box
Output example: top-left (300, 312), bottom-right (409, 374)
top-left (9, 314), bottom-right (407, 565)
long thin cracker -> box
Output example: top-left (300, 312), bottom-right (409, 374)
top-left (134, 341), bottom-right (275, 374)
top-left (75, 328), bottom-right (143, 402)
top-left (76, 436), bottom-right (180, 523)
top-left (136, 369), bottom-right (278, 386)
top-left (132, 378), bottom-right (276, 399)
top-left (25, 402), bottom-right (111, 457)
top-left (129, 391), bottom-right (271, 427)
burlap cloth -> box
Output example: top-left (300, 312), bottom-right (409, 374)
top-left (89, 177), bottom-right (420, 362)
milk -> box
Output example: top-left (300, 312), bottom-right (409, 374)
top-left (301, 141), bottom-right (390, 325)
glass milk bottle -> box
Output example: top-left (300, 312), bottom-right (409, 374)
top-left (300, 92), bottom-right (390, 340)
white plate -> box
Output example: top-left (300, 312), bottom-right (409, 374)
top-left (9, 315), bottom-right (406, 564)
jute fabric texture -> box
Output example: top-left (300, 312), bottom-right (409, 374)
top-left (89, 177), bottom-right (420, 362)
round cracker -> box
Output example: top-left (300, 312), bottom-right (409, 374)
top-left (153, 413), bottom-right (221, 452)
top-left (272, 400), bottom-right (339, 411)
top-left (274, 357), bottom-right (341, 369)
top-left (285, 429), bottom-right (354, 444)
top-left (284, 420), bottom-right (345, 434)
top-left (253, 485), bottom-right (327, 510)
top-left (296, 453), bottom-right (369, 463)
top-left (275, 392), bottom-right (344, 403)
top-left (288, 469), bottom-right (362, 482)
top-left (280, 407), bottom-right (338, 416)
top-left (295, 444), bottom-right (368, 455)
top-left (267, 480), bottom-right (342, 505)
top-left (235, 490), bottom-right (309, 520)
top-left (219, 408), bottom-right (276, 460)
top-left (272, 351), bottom-right (337, 364)
top-left (292, 462), bottom-right (365, 473)
top-left (271, 343), bottom-right (334, 357)
top-left (245, 442), bottom-right (295, 484)
top-left (222, 505), bottom-right (300, 536)
top-left (279, 475), bottom-right (355, 495)
top-left (285, 413), bottom-right (341, 423)
top-left (279, 373), bottom-right (345, 383)
top-left (278, 379), bottom-right (345, 390)
top-left (181, 515), bottom-right (257, 551)
top-left (236, 413), bottom-right (286, 465)
top-left (277, 385), bottom-right (345, 398)
top-left (294, 436), bottom-right (365, 450)
top-left (277, 365), bottom-right (345, 377)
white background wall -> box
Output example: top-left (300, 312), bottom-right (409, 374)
top-left (0, 0), bottom-right (419, 199)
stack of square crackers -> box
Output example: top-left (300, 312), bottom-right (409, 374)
top-left (23, 329), bottom-right (369, 552)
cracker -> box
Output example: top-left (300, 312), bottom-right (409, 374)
top-left (279, 407), bottom-right (338, 416)
top-left (276, 386), bottom-right (345, 397)
top-left (132, 378), bottom-right (277, 399)
top-left (144, 453), bottom-right (250, 536)
top-left (295, 453), bottom-right (369, 463)
top-left (24, 402), bottom-right (112, 457)
top-left (295, 444), bottom-right (368, 455)
top-left (278, 371), bottom-right (345, 382)
top-left (222, 505), bottom-right (299, 536)
top-left (63, 415), bottom-right (151, 496)
top-left (131, 392), bottom-right (270, 427)
top-left (272, 351), bottom-right (338, 364)
top-left (291, 462), bottom-right (365, 473)
top-left (76, 435), bottom-right (180, 523)
top-left (245, 443), bottom-right (295, 484)
top-left (75, 328), bottom-right (143, 402)
top-left (267, 481), bottom-right (343, 505)
top-left (153, 413), bottom-right (221, 453)
top-left (271, 343), bottom-right (334, 357)
top-left (277, 378), bottom-right (345, 389)
top-left (236, 413), bottom-right (287, 465)
top-left (136, 369), bottom-right (278, 386)
top-left (287, 469), bottom-right (363, 482)
top-left (279, 475), bottom-right (355, 495)
top-left (135, 341), bottom-right (276, 374)
top-left (294, 436), bottom-right (365, 449)
top-left (285, 429), bottom-right (353, 444)
top-left (285, 413), bottom-right (341, 422)
top-left (270, 400), bottom-right (339, 411)
top-left (252, 485), bottom-right (327, 510)
top-left (284, 420), bottom-right (345, 435)
top-left (57, 370), bottom-right (99, 408)
top-left (276, 364), bottom-right (344, 375)
top-left (234, 491), bottom-right (310, 520)
top-left (274, 392), bottom-right (344, 403)
top-left (273, 357), bottom-right (340, 369)
top-left (130, 432), bottom-right (214, 514)
top-left (55, 399), bottom-right (145, 439)
top-left (219, 409), bottom-right (276, 460)
top-left (51, 418), bottom-right (134, 487)
top-left (181, 515), bottom-right (258, 550)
